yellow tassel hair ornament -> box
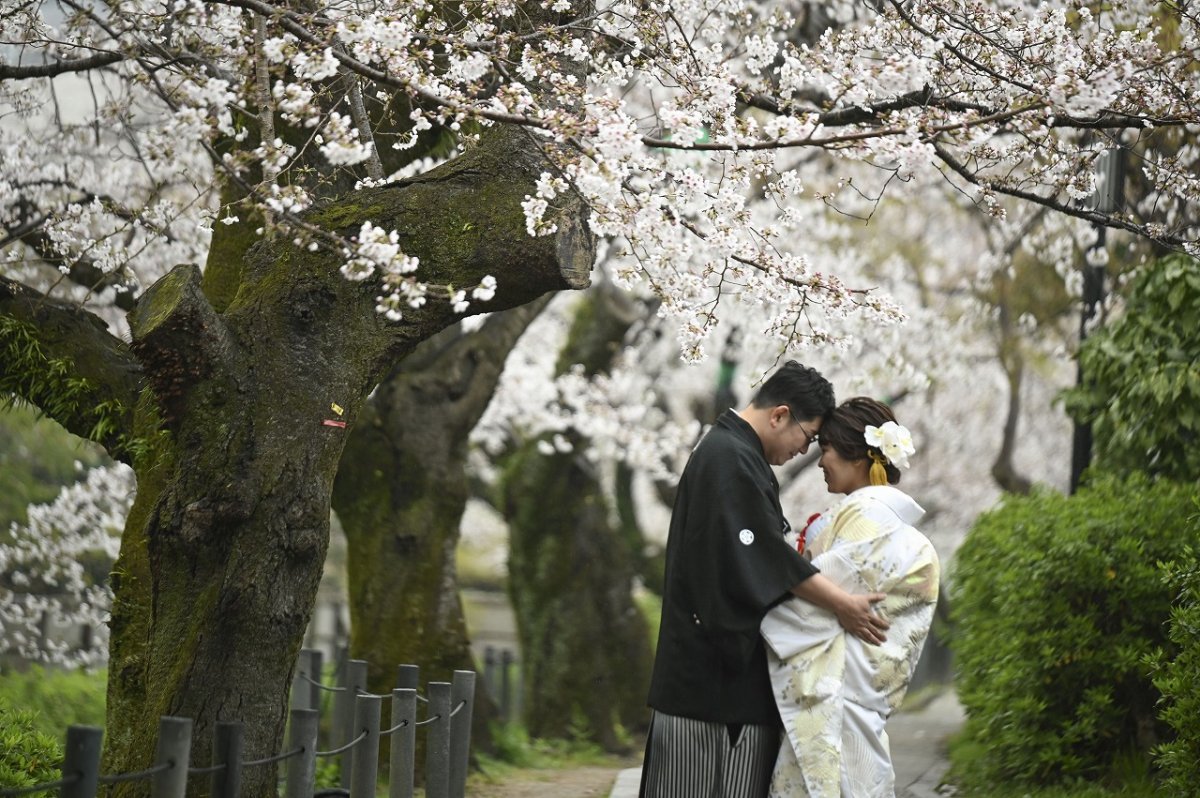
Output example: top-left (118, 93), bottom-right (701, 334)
top-left (868, 451), bottom-right (889, 486)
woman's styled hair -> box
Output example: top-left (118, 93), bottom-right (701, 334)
top-left (819, 396), bottom-right (902, 485)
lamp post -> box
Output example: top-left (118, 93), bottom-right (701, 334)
top-left (1070, 147), bottom-right (1125, 493)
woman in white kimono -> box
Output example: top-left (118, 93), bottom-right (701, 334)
top-left (761, 397), bottom-right (939, 798)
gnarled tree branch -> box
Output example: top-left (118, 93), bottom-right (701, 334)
top-left (0, 276), bottom-right (142, 459)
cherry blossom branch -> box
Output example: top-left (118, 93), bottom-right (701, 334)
top-left (932, 142), bottom-right (1193, 248)
top-left (15, 228), bottom-right (138, 312)
top-left (0, 51), bottom-right (124, 79)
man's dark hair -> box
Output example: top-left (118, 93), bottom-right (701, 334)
top-left (751, 360), bottom-right (835, 420)
top-left (820, 396), bottom-right (902, 485)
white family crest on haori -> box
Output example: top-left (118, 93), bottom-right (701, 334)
top-left (761, 486), bottom-right (939, 798)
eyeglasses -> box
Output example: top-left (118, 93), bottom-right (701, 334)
top-left (787, 407), bottom-right (820, 447)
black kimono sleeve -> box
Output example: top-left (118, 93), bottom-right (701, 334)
top-left (701, 454), bottom-right (818, 620)
top-left (681, 432), bottom-right (818, 641)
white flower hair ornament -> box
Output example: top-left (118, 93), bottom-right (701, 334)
top-left (863, 422), bottom-right (916, 486)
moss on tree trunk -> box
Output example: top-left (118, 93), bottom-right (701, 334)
top-left (331, 300), bottom-right (548, 761)
top-left (500, 437), bottom-right (652, 750)
top-left (499, 285), bottom-right (653, 751)
top-left (81, 127), bottom-right (592, 798)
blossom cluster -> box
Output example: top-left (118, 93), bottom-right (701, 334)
top-left (0, 464), bottom-right (135, 669)
top-left (3, 0), bottom-right (1194, 356)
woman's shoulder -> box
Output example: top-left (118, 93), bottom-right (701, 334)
top-left (846, 485), bottom-right (925, 527)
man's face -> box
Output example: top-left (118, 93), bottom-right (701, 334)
top-left (763, 406), bottom-right (821, 466)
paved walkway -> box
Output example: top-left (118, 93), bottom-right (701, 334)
top-left (608, 689), bottom-right (963, 798)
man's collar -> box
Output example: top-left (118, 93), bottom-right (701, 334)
top-left (716, 409), bottom-right (767, 460)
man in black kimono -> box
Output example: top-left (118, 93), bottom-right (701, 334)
top-left (639, 361), bottom-right (890, 798)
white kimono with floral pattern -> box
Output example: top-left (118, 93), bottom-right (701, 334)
top-left (761, 485), bottom-right (940, 798)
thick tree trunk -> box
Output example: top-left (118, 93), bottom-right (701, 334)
top-left (500, 436), bottom-right (652, 750)
top-left (78, 128), bottom-right (591, 798)
top-left (991, 268), bottom-right (1034, 495)
top-left (499, 284), bottom-right (653, 751)
top-left (331, 299), bottom-right (550, 758)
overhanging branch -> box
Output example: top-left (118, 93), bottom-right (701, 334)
top-left (933, 142), bottom-right (1192, 248)
top-left (0, 276), bottom-right (142, 460)
top-left (0, 51), bottom-right (124, 79)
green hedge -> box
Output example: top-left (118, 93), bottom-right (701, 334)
top-left (1150, 539), bottom-right (1200, 794)
top-left (0, 709), bottom-right (61, 790)
top-left (949, 475), bottom-right (1198, 788)
top-left (0, 667), bottom-right (106, 740)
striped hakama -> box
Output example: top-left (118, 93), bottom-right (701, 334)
top-left (639, 711), bottom-right (778, 798)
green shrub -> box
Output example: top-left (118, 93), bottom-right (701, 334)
top-left (0, 708), bottom-right (62, 790)
top-left (1061, 254), bottom-right (1200, 481)
top-left (1150, 538), bottom-right (1200, 795)
top-left (949, 474), bottom-right (1198, 789)
top-left (0, 667), bottom-right (106, 739)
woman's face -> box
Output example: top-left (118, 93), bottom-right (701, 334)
top-left (818, 444), bottom-right (870, 495)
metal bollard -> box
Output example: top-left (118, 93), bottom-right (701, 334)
top-left (388, 688), bottom-right (417, 798)
top-left (349, 694), bottom-right (381, 798)
top-left (395, 663), bottom-right (419, 691)
top-left (307, 648), bottom-right (325, 712)
top-left (211, 722), bottom-right (244, 798)
top-left (500, 649), bottom-right (514, 721)
top-left (337, 659), bottom-right (369, 788)
top-left (61, 726), bottom-right (102, 798)
top-left (483, 646), bottom-right (497, 698)
top-left (150, 717), bottom-right (192, 798)
top-left (285, 708), bottom-right (319, 798)
top-left (292, 648), bottom-right (323, 711)
top-left (424, 682), bottom-right (452, 798)
top-left (448, 671), bottom-right (476, 798)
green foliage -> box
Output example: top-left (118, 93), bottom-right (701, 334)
top-left (312, 756), bottom-right (341, 789)
top-left (949, 474), bottom-right (1199, 789)
top-left (479, 721), bottom-right (611, 770)
top-left (0, 317), bottom-right (133, 458)
top-left (1, 317), bottom-right (98, 429)
top-left (0, 404), bottom-right (109, 529)
top-left (1149, 535), bottom-right (1200, 795)
top-left (0, 667), bottom-right (106, 738)
top-left (0, 708), bottom-right (62, 791)
top-left (1062, 254), bottom-right (1200, 480)
top-left (635, 590), bottom-right (662, 656)
top-left (949, 726), bottom-right (1157, 797)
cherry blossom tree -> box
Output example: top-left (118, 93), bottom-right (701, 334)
top-left (494, 279), bottom-right (660, 750)
top-left (2, 0), bottom-right (1198, 791)
top-left (329, 302), bottom-right (550, 755)
top-left (0, 463), bottom-right (133, 670)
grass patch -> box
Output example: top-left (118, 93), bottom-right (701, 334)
top-left (467, 722), bottom-right (637, 796)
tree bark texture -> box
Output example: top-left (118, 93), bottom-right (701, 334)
top-left (331, 298), bottom-right (550, 759)
top-left (499, 284), bottom-right (653, 751)
top-left (1, 127), bottom-right (592, 798)
top-left (500, 436), bottom-right (653, 751)
top-left (991, 269), bottom-right (1034, 495)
